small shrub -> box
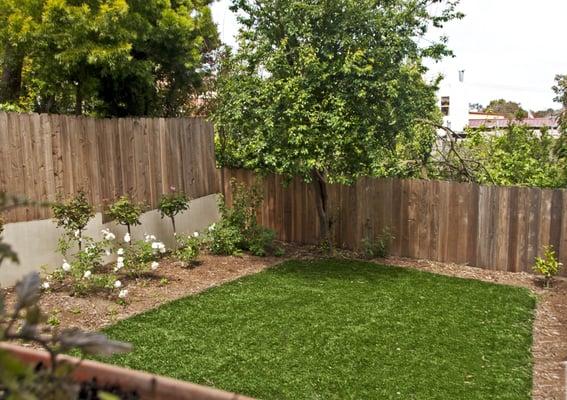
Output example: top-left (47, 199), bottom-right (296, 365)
top-left (208, 179), bottom-right (278, 256)
top-left (175, 233), bottom-right (201, 265)
top-left (207, 221), bottom-right (243, 256)
top-left (362, 228), bottom-right (394, 259)
top-left (247, 225), bottom-right (276, 256)
top-left (52, 190), bottom-right (94, 251)
top-left (533, 245), bottom-right (563, 287)
top-left (107, 196), bottom-right (144, 237)
top-left (50, 237), bottom-right (117, 296)
top-left (121, 239), bottom-right (165, 276)
top-left (159, 190), bottom-right (190, 235)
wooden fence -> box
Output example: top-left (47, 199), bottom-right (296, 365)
top-left (2, 110), bottom-right (566, 275)
top-left (0, 112), bottom-right (219, 223)
top-left (222, 169), bottom-right (567, 274)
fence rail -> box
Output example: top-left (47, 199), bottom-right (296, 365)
top-left (222, 169), bottom-right (567, 274)
top-left (0, 112), bottom-right (219, 223)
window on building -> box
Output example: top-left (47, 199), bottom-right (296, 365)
top-left (441, 96), bottom-right (450, 116)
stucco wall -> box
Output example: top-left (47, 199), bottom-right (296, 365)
top-left (0, 194), bottom-right (220, 287)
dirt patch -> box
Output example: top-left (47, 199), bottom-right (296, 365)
top-left (2, 245), bottom-right (565, 399)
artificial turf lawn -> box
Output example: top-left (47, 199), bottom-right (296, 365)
top-left (101, 259), bottom-right (535, 399)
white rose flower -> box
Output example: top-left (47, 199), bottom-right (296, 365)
top-left (114, 280), bottom-right (122, 288)
top-left (42, 282), bottom-right (50, 290)
top-left (117, 256), bottom-right (124, 263)
top-left (124, 232), bottom-right (131, 243)
top-left (101, 229), bottom-right (116, 241)
top-left (193, 231), bottom-right (199, 238)
top-left (83, 270), bottom-right (92, 279)
top-left (118, 289), bottom-right (128, 299)
top-left (117, 248), bottom-right (124, 256)
top-left (151, 261), bottom-right (159, 271)
top-left (144, 234), bottom-right (157, 242)
top-left (62, 260), bottom-right (71, 272)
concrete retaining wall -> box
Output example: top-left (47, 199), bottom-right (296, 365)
top-left (1, 194), bottom-right (220, 287)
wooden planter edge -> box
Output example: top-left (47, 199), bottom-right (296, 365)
top-left (0, 343), bottom-right (255, 400)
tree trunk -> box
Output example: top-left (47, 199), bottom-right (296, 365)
top-left (0, 45), bottom-right (24, 102)
top-left (311, 169), bottom-right (332, 253)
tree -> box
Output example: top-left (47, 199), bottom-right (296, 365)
top-left (214, 0), bottom-right (462, 247)
top-left (0, 0), bottom-right (219, 116)
top-left (553, 74), bottom-right (567, 133)
top-left (431, 124), bottom-right (567, 188)
top-left (531, 108), bottom-right (557, 118)
top-left (484, 99), bottom-right (528, 120)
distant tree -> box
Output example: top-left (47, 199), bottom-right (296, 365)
top-left (469, 102), bottom-right (484, 112)
top-left (214, 0), bottom-right (463, 247)
top-left (485, 99), bottom-right (528, 120)
top-left (532, 108), bottom-right (557, 118)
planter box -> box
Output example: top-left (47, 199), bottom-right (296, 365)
top-left (0, 343), bottom-right (255, 400)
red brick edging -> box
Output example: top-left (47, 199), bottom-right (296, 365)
top-left (0, 343), bottom-right (255, 400)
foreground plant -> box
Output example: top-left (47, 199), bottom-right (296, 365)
top-left (533, 245), bottom-right (563, 288)
top-left (0, 273), bottom-right (131, 399)
top-left (52, 190), bottom-right (94, 251)
top-left (1, 193), bottom-right (131, 399)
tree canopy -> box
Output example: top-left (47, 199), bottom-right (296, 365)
top-left (484, 99), bottom-right (528, 120)
top-left (213, 0), bottom-right (462, 243)
top-left (0, 0), bottom-right (219, 116)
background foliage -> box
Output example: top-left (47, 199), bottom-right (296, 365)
top-left (0, 0), bottom-right (219, 116)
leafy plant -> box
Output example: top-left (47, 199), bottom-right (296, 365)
top-left (175, 234), bottom-right (201, 266)
top-left (0, 273), bottom-right (131, 399)
top-left (107, 196), bottom-right (144, 237)
top-left (52, 191), bottom-right (94, 251)
top-left (247, 225), bottom-right (277, 257)
top-left (158, 190), bottom-right (190, 235)
top-left (533, 245), bottom-right (563, 287)
top-left (50, 236), bottom-right (117, 296)
top-left (208, 179), bottom-right (279, 256)
top-left (121, 239), bottom-right (165, 276)
top-left (207, 222), bottom-right (243, 256)
top-left (362, 227), bottom-right (394, 259)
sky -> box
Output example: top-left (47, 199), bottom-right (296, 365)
top-left (210, 0), bottom-right (567, 111)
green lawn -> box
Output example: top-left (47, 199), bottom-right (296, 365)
top-left (101, 259), bottom-right (535, 400)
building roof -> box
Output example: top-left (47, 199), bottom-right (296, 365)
top-left (468, 117), bottom-right (558, 129)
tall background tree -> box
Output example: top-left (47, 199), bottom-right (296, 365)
top-left (553, 74), bottom-right (567, 131)
top-left (0, 0), bottom-right (219, 116)
top-left (214, 0), bottom-right (463, 246)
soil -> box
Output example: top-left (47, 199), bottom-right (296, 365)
top-left (2, 244), bottom-right (566, 399)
